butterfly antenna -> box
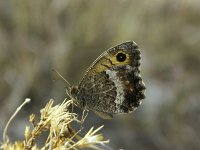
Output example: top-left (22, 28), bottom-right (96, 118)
top-left (52, 69), bottom-right (72, 90)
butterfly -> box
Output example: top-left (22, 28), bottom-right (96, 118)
top-left (65, 41), bottom-right (146, 119)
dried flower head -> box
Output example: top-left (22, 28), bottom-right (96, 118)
top-left (1, 98), bottom-right (110, 150)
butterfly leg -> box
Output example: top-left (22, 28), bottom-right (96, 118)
top-left (80, 109), bottom-right (89, 124)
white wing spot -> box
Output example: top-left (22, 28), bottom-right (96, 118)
top-left (126, 65), bottom-right (135, 72)
top-left (106, 69), bottom-right (124, 113)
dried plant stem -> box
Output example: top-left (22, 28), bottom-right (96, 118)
top-left (3, 98), bottom-right (31, 142)
top-left (1, 99), bottom-right (109, 150)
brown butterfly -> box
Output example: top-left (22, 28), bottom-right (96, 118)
top-left (66, 41), bottom-right (146, 119)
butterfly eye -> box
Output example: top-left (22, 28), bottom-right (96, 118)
top-left (116, 52), bottom-right (127, 62)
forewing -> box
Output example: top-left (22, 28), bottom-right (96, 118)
top-left (74, 41), bottom-right (146, 115)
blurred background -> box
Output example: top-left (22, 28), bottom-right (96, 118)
top-left (0, 0), bottom-right (200, 149)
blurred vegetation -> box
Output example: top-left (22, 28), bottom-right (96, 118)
top-left (0, 0), bottom-right (200, 149)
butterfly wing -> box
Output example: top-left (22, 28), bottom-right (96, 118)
top-left (71, 41), bottom-right (146, 118)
